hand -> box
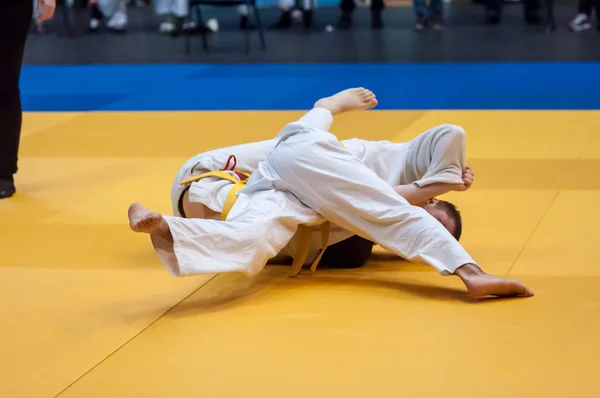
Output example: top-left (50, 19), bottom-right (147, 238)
top-left (36, 0), bottom-right (56, 22)
top-left (452, 166), bottom-right (475, 192)
top-left (462, 166), bottom-right (474, 190)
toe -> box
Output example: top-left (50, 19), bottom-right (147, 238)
top-left (130, 221), bottom-right (141, 232)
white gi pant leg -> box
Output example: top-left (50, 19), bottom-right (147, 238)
top-left (154, 186), bottom-right (323, 277)
top-left (265, 126), bottom-right (478, 275)
top-left (405, 124), bottom-right (466, 187)
top-left (152, 108), bottom-right (334, 277)
top-left (177, 107), bottom-right (333, 215)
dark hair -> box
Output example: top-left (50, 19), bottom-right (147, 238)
top-left (436, 200), bottom-right (462, 241)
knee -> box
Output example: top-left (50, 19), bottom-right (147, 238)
top-left (444, 124), bottom-right (466, 139)
top-left (422, 124), bottom-right (466, 142)
top-left (431, 124), bottom-right (466, 148)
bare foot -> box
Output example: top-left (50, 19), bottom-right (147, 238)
top-left (128, 203), bottom-right (173, 241)
top-left (455, 263), bottom-right (534, 298)
top-left (313, 88), bottom-right (378, 115)
top-left (464, 274), bottom-right (534, 298)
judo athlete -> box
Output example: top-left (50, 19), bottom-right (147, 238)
top-left (129, 88), bottom-right (533, 298)
top-left (148, 88), bottom-right (465, 270)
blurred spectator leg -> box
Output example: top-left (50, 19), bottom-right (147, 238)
top-left (338, 0), bottom-right (355, 29)
top-left (301, 0), bottom-right (314, 29)
top-left (337, 0), bottom-right (382, 29)
top-left (568, 0), bottom-right (592, 31)
top-left (156, 0), bottom-right (189, 34)
top-left (430, 0), bottom-right (444, 29)
top-left (484, 0), bottom-right (502, 24)
top-left (88, 0), bottom-right (105, 32)
top-left (239, 5), bottom-right (253, 30)
top-left (172, 0), bottom-right (190, 35)
top-left (271, 0), bottom-right (294, 29)
top-left (92, 0), bottom-right (128, 33)
top-left (371, 0), bottom-right (384, 28)
top-left (523, 0), bottom-right (541, 24)
top-left (413, 0), bottom-right (428, 29)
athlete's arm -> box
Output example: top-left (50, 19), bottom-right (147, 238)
top-left (393, 183), bottom-right (457, 206)
top-left (394, 166), bottom-right (474, 206)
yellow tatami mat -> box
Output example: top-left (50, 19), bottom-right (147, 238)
top-left (2, 110), bottom-right (600, 397)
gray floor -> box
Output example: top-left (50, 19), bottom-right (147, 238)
top-left (23, 3), bottom-right (600, 65)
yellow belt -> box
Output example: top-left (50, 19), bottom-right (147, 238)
top-left (180, 170), bottom-right (251, 222)
top-left (180, 170), bottom-right (330, 277)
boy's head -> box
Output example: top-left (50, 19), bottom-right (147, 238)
top-left (422, 198), bottom-right (462, 241)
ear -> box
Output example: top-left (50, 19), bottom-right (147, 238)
top-left (426, 198), bottom-right (439, 205)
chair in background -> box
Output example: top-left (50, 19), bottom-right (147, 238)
top-left (185, 0), bottom-right (266, 54)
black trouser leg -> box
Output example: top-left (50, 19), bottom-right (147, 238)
top-left (524, 0), bottom-right (541, 22)
top-left (485, 0), bottom-right (503, 22)
top-left (371, 0), bottom-right (385, 12)
top-left (338, 0), bottom-right (355, 28)
top-left (578, 0), bottom-right (592, 14)
top-left (340, 0), bottom-right (385, 14)
top-left (370, 0), bottom-right (385, 28)
top-left (340, 0), bottom-right (356, 12)
top-left (0, 1), bottom-right (33, 192)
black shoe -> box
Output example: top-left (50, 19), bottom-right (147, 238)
top-left (338, 11), bottom-right (353, 29)
top-left (431, 15), bottom-right (443, 29)
top-left (415, 12), bottom-right (428, 30)
top-left (270, 11), bottom-right (292, 29)
top-left (302, 9), bottom-right (313, 29)
top-left (371, 10), bottom-right (383, 29)
top-left (0, 179), bottom-right (15, 199)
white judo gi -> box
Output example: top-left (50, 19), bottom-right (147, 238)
top-left (152, 107), bottom-right (476, 277)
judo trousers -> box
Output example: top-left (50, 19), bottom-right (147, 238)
top-left (153, 114), bottom-right (477, 277)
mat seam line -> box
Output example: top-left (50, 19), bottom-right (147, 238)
top-left (53, 273), bottom-right (220, 398)
top-left (505, 190), bottom-right (560, 276)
